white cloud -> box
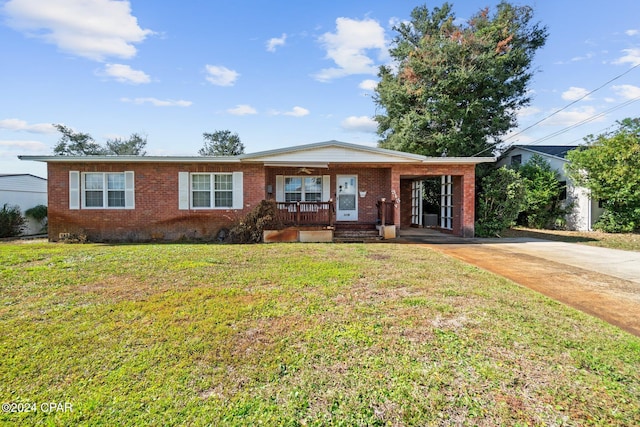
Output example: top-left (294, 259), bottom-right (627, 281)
top-left (266, 33), bottom-right (287, 52)
top-left (227, 104), bottom-right (257, 115)
top-left (570, 52), bottom-right (595, 62)
top-left (284, 106), bottom-right (310, 117)
top-left (543, 106), bottom-right (605, 126)
top-left (612, 84), bottom-right (640, 100)
top-left (313, 17), bottom-right (387, 82)
top-left (341, 116), bottom-right (377, 133)
top-left (0, 139), bottom-right (49, 151)
top-left (102, 63), bottom-right (150, 84)
top-left (615, 48), bottom-right (640, 66)
top-left (359, 79), bottom-right (378, 91)
top-left (205, 65), bottom-right (239, 86)
top-left (3, 0), bottom-right (153, 61)
top-left (121, 97), bottom-right (192, 107)
top-left (268, 106), bottom-right (309, 117)
top-left (0, 119), bottom-right (56, 134)
top-left (562, 86), bottom-right (591, 101)
top-left (625, 29), bottom-right (639, 36)
top-left (516, 106), bottom-right (541, 118)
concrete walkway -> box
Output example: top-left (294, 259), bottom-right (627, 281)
top-left (396, 228), bottom-right (640, 336)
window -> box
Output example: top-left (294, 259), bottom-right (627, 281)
top-left (559, 181), bottom-right (567, 201)
top-left (284, 176), bottom-right (322, 202)
top-left (440, 175), bottom-right (453, 230)
top-left (511, 154), bottom-right (522, 166)
top-left (191, 173), bottom-right (233, 208)
top-left (82, 172), bottom-right (129, 208)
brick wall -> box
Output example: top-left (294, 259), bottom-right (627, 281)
top-left (47, 162), bottom-right (265, 242)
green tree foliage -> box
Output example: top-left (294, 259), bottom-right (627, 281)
top-left (199, 130), bottom-right (245, 156)
top-left (517, 154), bottom-right (568, 229)
top-left (475, 167), bottom-right (526, 237)
top-left (105, 133), bottom-right (148, 155)
top-left (53, 125), bottom-right (147, 155)
top-left (566, 118), bottom-right (640, 232)
top-left (374, 2), bottom-right (547, 157)
top-left (0, 204), bottom-right (25, 238)
top-left (53, 124), bottom-right (106, 155)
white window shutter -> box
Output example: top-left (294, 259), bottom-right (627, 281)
top-left (178, 172), bottom-right (189, 210)
top-left (322, 175), bottom-right (331, 201)
top-left (124, 171), bottom-right (135, 209)
top-left (69, 171), bottom-right (80, 210)
top-left (275, 175), bottom-right (284, 202)
top-left (232, 171), bottom-right (243, 209)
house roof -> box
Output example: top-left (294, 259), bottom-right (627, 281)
top-left (19, 140), bottom-right (495, 165)
top-left (0, 173), bottom-right (47, 181)
top-left (503, 145), bottom-right (579, 161)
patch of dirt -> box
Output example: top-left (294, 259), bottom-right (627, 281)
top-left (424, 243), bottom-right (640, 337)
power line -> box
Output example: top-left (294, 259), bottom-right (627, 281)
top-left (523, 95), bottom-right (640, 146)
top-left (471, 62), bottom-right (640, 156)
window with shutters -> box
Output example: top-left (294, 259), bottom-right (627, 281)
top-left (191, 173), bottom-right (234, 208)
top-left (284, 176), bottom-right (322, 202)
top-left (81, 172), bottom-right (133, 209)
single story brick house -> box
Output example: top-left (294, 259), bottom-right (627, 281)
top-left (20, 141), bottom-right (494, 242)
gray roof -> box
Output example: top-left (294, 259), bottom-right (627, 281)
top-left (510, 145), bottom-right (579, 159)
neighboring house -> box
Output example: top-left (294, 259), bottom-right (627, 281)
top-left (20, 141), bottom-right (494, 242)
top-left (0, 174), bottom-right (48, 235)
top-left (497, 145), bottom-right (603, 231)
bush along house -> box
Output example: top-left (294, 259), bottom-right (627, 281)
top-left (20, 141), bottom-right (495, 242)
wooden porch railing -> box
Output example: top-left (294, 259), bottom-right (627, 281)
top-left (275, 200), bottom-right (335, 226)
top-left (377, 198), bottom-right (395, 226)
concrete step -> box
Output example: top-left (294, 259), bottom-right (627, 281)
top-left (333, 229), bottom-right (382, 243)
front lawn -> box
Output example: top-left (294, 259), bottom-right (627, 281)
top-left (1, 242), bottom-right (638, 425)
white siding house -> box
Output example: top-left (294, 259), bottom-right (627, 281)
top-left (0, 174), bottom-right (48, 235)
top-left (497, 146), bottom-right (603, 231)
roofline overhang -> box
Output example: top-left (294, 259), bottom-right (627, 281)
top-left (19, 155), bottom-right (496, 165)
top-left (18, 155), bottom-right (241, 163)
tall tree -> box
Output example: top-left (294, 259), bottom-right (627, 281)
top-left (53, 124), bottom-right (106, 155)
top-left (374, 2), bottom-right (547, 157)
top-left (199, 130), bottom-right (245, 156)
top-left (566, 118), bottom-right (640, 232)
top-left (105, 133), bottom-right (148, 155)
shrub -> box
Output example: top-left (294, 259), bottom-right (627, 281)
top-left (517, 154), bottom-right (569, 229)
top-left (228, 200), bottom-right (284, 243)
top-left (0, 204), bottom-right (26, 238)
top-left (475, 167), bottom-right (526, 237)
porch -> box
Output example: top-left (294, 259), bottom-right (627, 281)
top-left (263, 199), bottom-right (397, 243)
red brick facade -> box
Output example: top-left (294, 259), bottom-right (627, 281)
top-left (46, 159), bottom-right (478, 242)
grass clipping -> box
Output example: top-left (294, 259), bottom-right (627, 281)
top-left (228, 200), bottom-right (284, 243)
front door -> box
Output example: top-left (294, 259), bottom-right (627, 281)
top-left (336, 175), bottom-right (358, 221)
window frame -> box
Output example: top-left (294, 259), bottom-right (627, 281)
top-left (190, 172), bottom-right (234, 209)
top-left (283, 176), bottom-right (323, 203)
top-left (81, 172), bottom-right (127, 209)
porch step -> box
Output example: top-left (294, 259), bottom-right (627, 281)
top-left (333, 229), bottom-right (382, 243)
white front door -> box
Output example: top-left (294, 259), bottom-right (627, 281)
top-left (336, 175), bottom-right (358, 221)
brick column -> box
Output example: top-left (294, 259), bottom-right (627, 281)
top-left (390, 167), bottom-right (401, 228)
top-left (461, 166), bottom-right (476, 237)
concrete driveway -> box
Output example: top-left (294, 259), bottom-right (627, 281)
top-left (397, 228), bottom-right (640, 337)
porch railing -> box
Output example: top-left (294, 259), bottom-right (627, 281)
top-left (377, 198), bottom-right (395, 226)
top-left (275, 200), bottom-right (335, 226)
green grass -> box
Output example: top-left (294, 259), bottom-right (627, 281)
top-left (504, 227), bottom-right (640, 252)
top-left (1, 242), bottom-right (639, 426)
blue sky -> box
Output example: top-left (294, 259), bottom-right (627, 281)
top-left (1, 0), bottom-right (639, 178)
